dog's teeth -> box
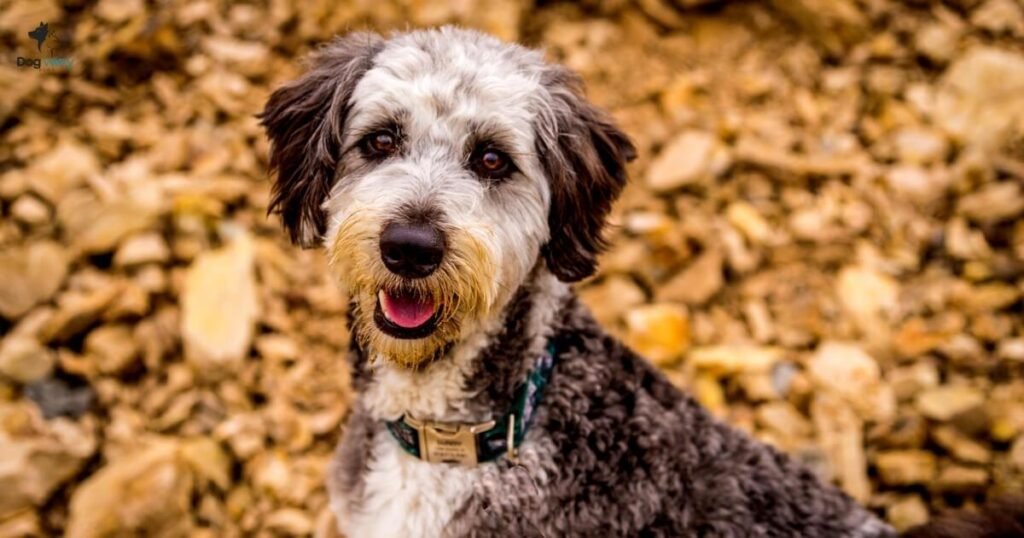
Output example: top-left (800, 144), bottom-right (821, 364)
top-left (378, 290), bottom-right (393, 322)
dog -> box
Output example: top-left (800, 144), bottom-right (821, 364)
top-left (260, 27), bottom-right (1019, 538)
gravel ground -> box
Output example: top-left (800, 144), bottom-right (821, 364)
top-left (1, 0), bottom-right (1022, 535)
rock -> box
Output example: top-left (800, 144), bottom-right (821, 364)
top-left (913, 23), bottom-right (960, 64)
top-left (65, 441), bottom-right (194, 538)
top-left (70, 202), bottom-right (156, 256)
top-left (768, 0), bottom-right (867, 55)
top-left (254, 334), bottom-right (300, 363)
top-left (887, 495), bottom-right (930, 532)
top-left (957, 181), bottom-right (1024, 225)
top-left (935, 47), bottom-right (1024, 150)
top-left (0, 402), bottom-right (96, 518)
top-left (40, 286), bottom-right (120, 343)
top-left (931, 465), bottom-right (989, 494)
top-left (265, 508), bottom-right (314, 536)
top-left (875, 450), bottom-right (938, 486)
top-left (646, 130), bottom-right (727, 192)
top-left (181, 232), bottom-right (259, 379)
top-left (932, 426), bottom-right (991, 464)
top-left (836, 266), bottom-right (898, 336)
top-left (25, 140), bottom-right (100, 204)
top-left (84, 325), bottom-right (139, 375)
top-left (0, 242), bottom-right (69, 319)
top-left (725, 202), bottom-right (772, 245)
top-left (688, 345), bottom-right (784, 375)
top-left (114, 232), bottom-right (171, 267)
top-left (579, 275), bottom-right (647, 327)
top-left (891, 127), bottom-right (950, 164)
top-left (915, 385), bottom-right (984, 421)
top-left (10, 195), bottom-right (51, 226)
top-left (886, 165), bottom-right (949, 206)
top-left (971, 0), bottom-right (1024, 35)
top-left (997, 338), bottom-right (1024, 362)
top-left (811, 393), bottom-right (870, 502)
top-left (756, 402), bottom-right (812, 439)
top-left (657, 249), bottom-right (724, 305)
top-left (807, 342), bottom-right (892, 419)
top-left (0, 335), bottom-right (54, 383)
top-left (25, 377), bottom-right (95, 419)
top-left (624, 303), bottom-right (691, 366)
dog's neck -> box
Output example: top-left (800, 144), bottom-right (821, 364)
top-left (350, 269), bottom-right (570, 423)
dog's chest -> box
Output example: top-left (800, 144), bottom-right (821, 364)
top-left (340, 433), bottom-right (480, 538)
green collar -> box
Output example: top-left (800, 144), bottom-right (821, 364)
top-left (385, 343), bottom-right (557, 466)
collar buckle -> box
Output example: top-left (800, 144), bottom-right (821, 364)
top-left (403, 415), bottom-right (496, 466)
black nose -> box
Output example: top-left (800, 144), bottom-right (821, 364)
top-left (379, 222), bottom-right (445, 278)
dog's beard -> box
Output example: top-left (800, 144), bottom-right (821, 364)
top-left (327, 207), bottom-right (498, 368)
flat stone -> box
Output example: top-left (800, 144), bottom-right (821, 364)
top-left (579, 275), bottom-right (647, 327)
top-left (10, 195), bottom-right (51, 226)
top-left (808, 342), bottom-right (883, 410)
top-left (931, 465), bottom-right (989, 494)
top-left (875, 450), bottom-right (938, 486)
top-left (70, 202), bottom-right (156, 256)
top-left (957, 181), bottom-right (1024, 225)
top-left (646, 130), bottom-right (727, 192)
top-left (40, 286), bottom-right (119, 343)
top-left (756, 402), bottom-right (812, 439)
top-left (887, 495), bottom-right (930, 532)
top-left (84, 325), bottom-right (139, 375)
top-left (113, 232), bottom-right (171, 267)
top-left (0, 402), bottom-right (96, 518)
top-left (915, 385), bottom-right (984, 421)
top-left (0, 335), bottom-right (54, 384)
top-left (657, 249), bottom-right (724, 305)
top-left (65, 441), bottom-right (194, 538)
top-left (936, 46), bottom-right (1024, 150)
top-left (0, 242), bottom-right (69, 319)
top-left (725, 202), bottom-right (772, 245)
top-left (25, 140), bottom-right (100, 204)
top-left (688, 345), bottom-right (784, 375)
top-left (181, 232), bottom-right (259, 379)
top-left (811, 393), bottom-right (870, 502)
top-left (624, 303), bottom-right (691, 367)
top-left (836, 266), bottom-right (899, 335)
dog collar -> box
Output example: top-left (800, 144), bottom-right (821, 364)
top-left (385, 343), bottom-right (556, 466)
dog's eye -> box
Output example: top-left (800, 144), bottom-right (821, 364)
top-left (471, 147), bottom-right (515, 180)
top-left (360, 130), bottom-right (400, 158)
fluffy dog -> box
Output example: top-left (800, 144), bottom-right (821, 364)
top-left (259, 27), bottom-right (1010, 538)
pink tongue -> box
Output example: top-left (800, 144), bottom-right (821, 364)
top-left (381, 291), bottom-right (436, 328)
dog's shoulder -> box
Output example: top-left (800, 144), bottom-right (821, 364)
top-left (457, 301), bottom-right (895, 537)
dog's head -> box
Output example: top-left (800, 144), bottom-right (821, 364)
top-left (260, 28), bottom-right (635, 367)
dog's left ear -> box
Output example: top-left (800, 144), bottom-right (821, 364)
top-left (535, 67), bottom-right (637, 282)
top-left (259, 33), bottom-right (383, 247)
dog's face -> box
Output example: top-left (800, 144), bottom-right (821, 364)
top-left (261, 28), bottom-right (634, 367)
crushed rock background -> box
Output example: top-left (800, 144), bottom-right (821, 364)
top-left (1, 0), bottom-right (1023, 536)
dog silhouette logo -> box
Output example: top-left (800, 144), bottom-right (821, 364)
top-left (28, 22), bottom-right (49, 52)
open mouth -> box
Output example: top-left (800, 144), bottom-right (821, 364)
top-left (374, 288), bottom-right (441, 339)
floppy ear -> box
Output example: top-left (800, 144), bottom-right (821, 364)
top-left (535, 67), bottom-right (636, 282)
top-left (259, 33), bottom-right (384, 247)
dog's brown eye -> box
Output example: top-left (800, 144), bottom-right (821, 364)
top-left (471, 147), bottom-right (515, 180)
top-left (481, 151), bottom-right (504, 171)
top-left (360, 129), bottom-right (401, 159)
top-left (370, 132), bottom-right (396, 153)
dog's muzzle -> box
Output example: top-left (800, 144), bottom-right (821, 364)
top-left (374, 221), bottom-right (447, 338)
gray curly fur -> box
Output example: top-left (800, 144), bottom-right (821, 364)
top-left (336, 290), bottom-right (895, 537)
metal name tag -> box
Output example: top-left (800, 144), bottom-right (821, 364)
top-left (404, 417), bottom-right (496, 466)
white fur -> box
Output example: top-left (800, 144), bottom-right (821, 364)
top-left (340, 431), bottom-right (481, 538)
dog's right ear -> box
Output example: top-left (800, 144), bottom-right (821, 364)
top-left (259, 33), bottom-right (383, 247)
